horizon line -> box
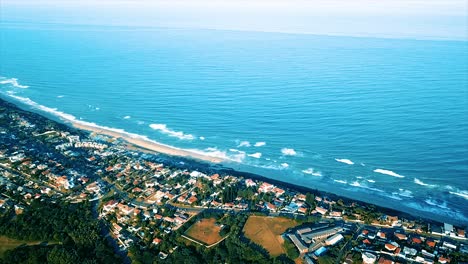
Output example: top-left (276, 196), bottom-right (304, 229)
top-left (1, 20), bottom-right (467, 43)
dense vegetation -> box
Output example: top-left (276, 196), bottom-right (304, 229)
top-left (0, 200), bottom-right (122, 264)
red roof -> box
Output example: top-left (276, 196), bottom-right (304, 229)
top-left (378, 257), bottom-right (393, 264)
top-left (426, 240), bottom-right (436, 247)
top-left (363, 239), bottom-right (371, 244)
top-left (439, 257), bottom-right (451, 263)
top-left (412, 237), bottom-right (422, 244)
top-left (394, 233), bottom-right (407, 240)
top-left (362, 230), bottom-right (369, 235)
top-left (385, 244), bottom-right (397, 251)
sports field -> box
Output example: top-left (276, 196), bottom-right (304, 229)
top-left (243, 215), bottom-right (299, 256)
top-left (185, 218), bottom-right (223, 246)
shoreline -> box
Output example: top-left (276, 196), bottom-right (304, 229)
top-left (0, 96), bottom-right (466, 226)
top-left (69, 121), bottom-right (224, 164)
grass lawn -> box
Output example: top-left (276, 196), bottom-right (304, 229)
top-left (185, 218), bottom-right (223, 246)
top-left (243, 215), bottom-right (299, 256)
top-left (0, 236), bottom-right (43, 257)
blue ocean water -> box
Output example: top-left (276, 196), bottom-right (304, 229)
top-left (1, 23), bottom-right (467, 224)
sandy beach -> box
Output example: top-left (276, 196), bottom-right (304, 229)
top-left (71, 121), bottom-right (224, 163)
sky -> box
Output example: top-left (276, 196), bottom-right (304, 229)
top-left (1, 0), bottom-right (467, 40)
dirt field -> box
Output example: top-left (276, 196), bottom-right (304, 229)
top-left (185, 218), bottom-right (223, 245)
top-left (243, 215), bottom-right (299, 256)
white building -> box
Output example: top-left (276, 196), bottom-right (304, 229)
top-left (362, 252), bottom-right (377, 264)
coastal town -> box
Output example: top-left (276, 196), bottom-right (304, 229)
top-left (0, 98), bottom-right (467, 264)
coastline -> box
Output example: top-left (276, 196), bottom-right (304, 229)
top-left (68, 121), bottom-right (224, 164)
top-left (0, 96), bottom-right (466, 225)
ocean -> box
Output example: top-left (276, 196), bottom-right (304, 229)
top-left (1, 23), bottom-right (467, 224)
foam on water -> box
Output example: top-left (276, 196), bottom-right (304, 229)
top-left (0, 77), bottom-right (29, 89)
top-left (302, 168), bottom-right (323, 177)
top-left (254, 141), bottom-right (266, 147)
top-left (248, 152), bottom-right (262, 158)
top-left (397, 189), bottom-right (414, 198)
top-left (335, 158), bottom-right (354, 165)
top-left (334, 179), bottom-right (348, 184)
top-left (281, 148), bottom-right (297, 156)
top-left (237, 141), bottom-right (251, 147)
top-left (449, 190), bottom-right (468, 200)
top-left (373, 169), bottom-right (405, 178)
top-left (425, 199), bottom-right (449, 209)
top-left (149, 123), bottom-right (195, 140)
top-left (414, 178), bottom-right (436, 187)
top-left (123, 115), bottom-right (131, 119)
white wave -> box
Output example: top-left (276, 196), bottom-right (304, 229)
top-left (123, 115), bottom-right (131, 119)
top-left (0, 77), bottom-right (29, 88)
top-left (334, 179), bottom-right (347, 184)
top-left (199, 136), bottom-right (205, 140)
top-left (367, 179), bottom-right (376, 183)
top-left (149, 123), bottom-right (195, 140)
top-left (373, 169), bottom-right (404, 178)
top-left (335, 158), bottom-right (354, 165)
top-left (406, 201), bottom-right (468, 223)
top-left (248, 152), bottom-right (262, 158)
top-left (349, 181), bottom-right (384, 193)
top-left (449, 191), bottom-right (468, 200)
top-left (414, 178), bottom-right (436, 187)
top-left (281, 148), bottom-right (297, 156)
top-left (254, 141), bottom-right (266, 147)
top-left (425, 199), bottom-right (449, 209)
top-left (189, 147), bottom-right (245, 163)
top-left (360, 163), bottom-right (366, 166)
top-left (137, 121), bottom-right (145, 125)
top-left (356, 176), bottom-right (363, 179)
top-left (281, 163), bottom-right (289, 168)
top-left (302, 168), bottom-right (322, 177)
top-left (57, 95), bottom-right (64, 98)
top-left (350, 181), bottom-right (361, 187)
top-left (4, 94), bottom-right (224, 163)
top-left (398, 189), bottom-right (413, 198)
top-left (229, 148), bottom-right (245, 153)
top-left (237, 141), bottom-right (251, 147)
top-left (256, 164), bottom-right (288, 170)
top-left (388, 193), bottom-right (403, 200)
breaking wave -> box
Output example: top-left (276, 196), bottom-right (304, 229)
top-left (149, 123), bottom-right (195, 140)
top-left (123, 115), bottom-right (131, 119)
top-left (335, 158), bottom-right (354, 165)
top-left (414, 178), bottom-right (436, 187)
top-left (281, 148), bottom-right (297, 156)
top-left (254, 141), bottom-right (266, 147)
top-left (237, 141), bottom-right (251, 147)
top-left (449, 190), bottom-right (468, 200)
top-left (373, 168), bottom-right (405, 178)
top-left (189, 147), bottom-right (246, 163)
top-left (0, 77), bottom-right (29, 89)
top-left (302, 168), bottom-right (322, 177)
top-left (334, 179), bottom-right (347, 184)
top-left (248, 152), bottom-right (262, 158)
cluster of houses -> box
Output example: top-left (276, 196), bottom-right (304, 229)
top-left (101, 199), bottom-right (193, 250)
top-left (355, 223), bottom-right (467, 264)
top-left (1, 101), bottom-right (467, 262)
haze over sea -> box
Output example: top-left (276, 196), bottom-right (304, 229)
top-left (1, 23), bottom-right (467, 224)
